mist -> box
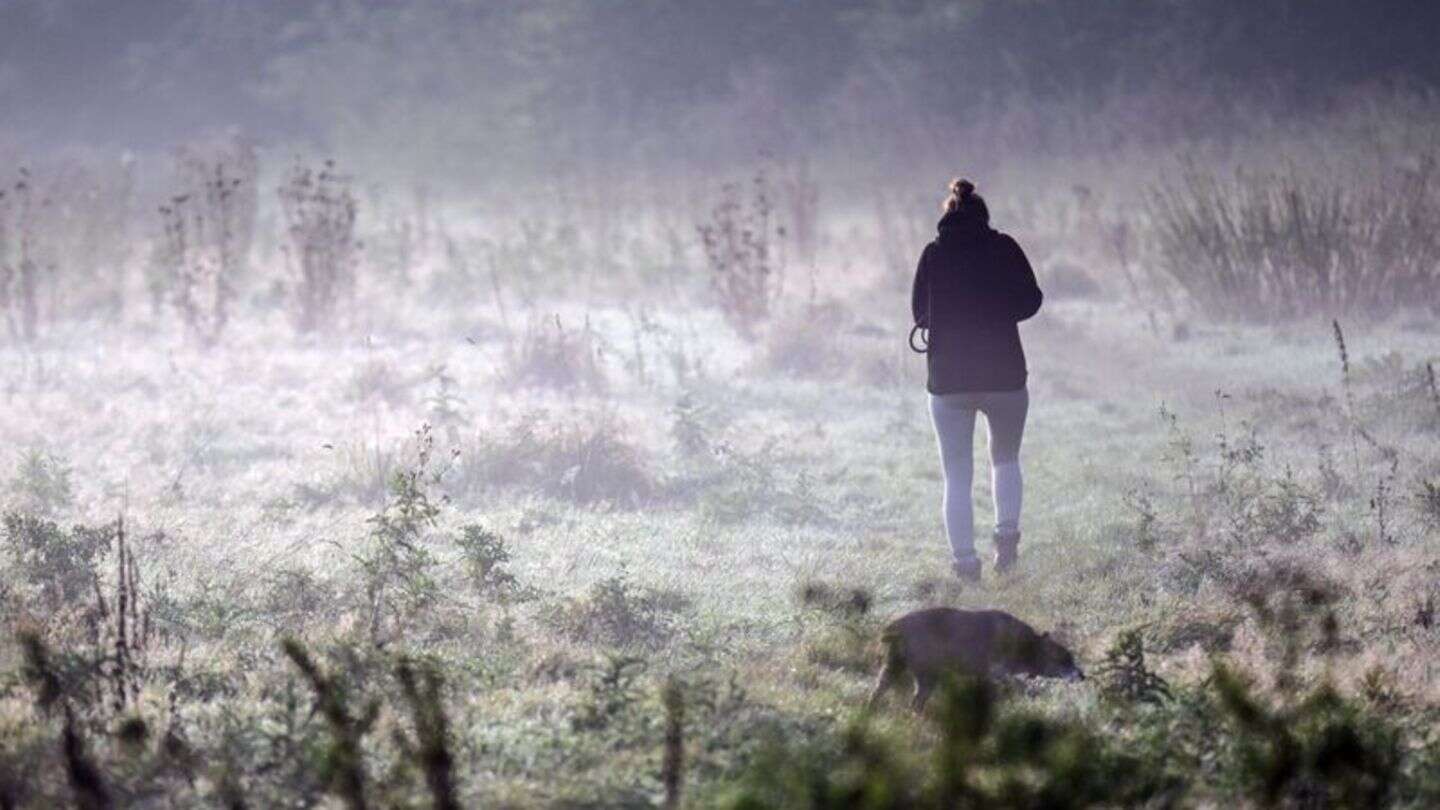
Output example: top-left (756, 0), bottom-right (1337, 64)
top-left (3, 2), bottom-right (1440, 806)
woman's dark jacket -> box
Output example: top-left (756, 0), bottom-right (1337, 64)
top-left (911, 213), bottom-right (1043, 393)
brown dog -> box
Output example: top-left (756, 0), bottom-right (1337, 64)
top-left (868, 607), bottom-right (1083, 711)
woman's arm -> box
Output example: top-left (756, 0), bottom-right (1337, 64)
top-left (911, 244), bottom-right (933, 326)
top-left (1000, 236), bottom-right (1043, 321)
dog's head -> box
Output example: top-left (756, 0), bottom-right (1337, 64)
top-left (1005, 630), bottom-right (1084, 681)
top-left (1034, 632), bottom-right (1085, 681)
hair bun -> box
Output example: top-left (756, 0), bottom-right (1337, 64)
top-left (951, 178), bottom-right (976, 199)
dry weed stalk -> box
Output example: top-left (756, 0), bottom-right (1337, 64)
top-left (19, 634), bottom-right (115, 808)
top-left (157, 141), bottom-right (257, 346)
top-left (1426, 361), bottom-right (1440, 425)
top-left (1331, 320), bottom-right (1392, 463)
top-left (90, 517), bottom-right (149, 716)
top-left (697, 171), bottom-right (784, 339)
top-left (780, 159), bottom-right (819, 268)
top-left (0, 168), bottom-right (46, 342)
top-left (396, 659), bottom-right (460, 810)
top-left (661, 677), bottom-right (685, 809)
top-left (1152, 160), bottom-right (1440, 320)
top-left (282, 638), bottom-right (376, 810)
top-left (279, 159), bottom-right (360, 333)
top-left (62, 705), bottom-right (112, 810)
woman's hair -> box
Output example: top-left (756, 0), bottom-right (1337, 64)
top-left (943, 178), bottom-right (989, 225)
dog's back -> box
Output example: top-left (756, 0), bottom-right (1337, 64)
top-left (870, 608), bottom-right (1081, 711)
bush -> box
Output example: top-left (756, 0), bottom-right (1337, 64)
top-left (259, 565), bottom-right (342, 634)
top-left (727, 677), bottom-right (1171, 809)
top-left (454, 523), bottom-right (531, 603)
top-left (425, 363), bottom-right (469, 443)
top-left (1146, 401), bottom-right (1328, 592)
top-left (699, 439), bottom-right (826, 527)
top-left (796, 582), bottom-right (877, 674)
top-left (1, 158), bottom-right (135, 339)
top-left (1148, 159), bottom-right (1440, 320)
top-left (547, 571), bottom-right (687, 650)
top-left (356, 425), bottom-right (451, 645)
top-left (2, 512), bottom-right (111, 611)
top-left (455, 408), bottom-right (654, 506)
top-left (501, 314), bottom-right (607, 392)
top-left (670, 390), bottom-right (716, 458)
top-left (6, 449), bottom-right (73, 517)
top-left (1096, 629), bottom-right (1171, 706)
top-left (330, 438), bottom-right (399, 506)
top-left (346, 356), bottom-right (413, 406)
top-left (570, 654), bottom-right (648, 733)
top-left (1211, 665), bottom-right (1404, 808)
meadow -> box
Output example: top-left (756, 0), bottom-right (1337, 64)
top-left (2, 111), bottom-right (1440, 808)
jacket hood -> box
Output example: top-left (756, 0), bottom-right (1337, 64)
top-left (936, 209), bottom-right (993, 243)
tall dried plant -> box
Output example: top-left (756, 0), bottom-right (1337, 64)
top-left (697, 170), bottom-right (784, 339)
top-left (780, 159), bottom-right (819, 268)
top-left (94, 517), bottom-right (148, 716)
top-left (0, 169), bottom-right (47, 342)
top-left (0, 174), bottom-right (12, 338)
top-left (155, 139), bottom-right (258, 346)
top-left (278, 159), bottom-right (359, 334)
top-left (43, 156), bottom-right (136, 316)
top-left (1149, 157), bottom-right (1440, 320)
top-left (282, 639), bottom-right (376, 810)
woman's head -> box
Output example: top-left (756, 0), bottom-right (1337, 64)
top-left (942, 178), bottom-right (989, 227)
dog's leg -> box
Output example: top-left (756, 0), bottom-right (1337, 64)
top-left (866, 663), bottom-right (897, 711)
top-left (867, 638), bottom-right (907, 711)
top-left (910, 676), bottom-right (935, 712)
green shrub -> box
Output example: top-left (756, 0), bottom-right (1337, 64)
top-left (727, 677), bottom-right (1172, 809)
top-left (547, 571), bottom-right (687, 650)
top-left (356, 425), bottom-right (450, 644)
top-left (699, 439), bottom-right (827, 527)
top-left (1212, 665), bottom-right (1403, 808)
top-left (797, 582), bottom-right (878, 674)
top-left (454, 408), bottom-right (654, 506)
top-left (571, 654), bottom-right (648, 733)
top-left (454, 523), bottom-right (531, 603)
top-left (6, 449), bottom-right (73, 517)
top-left (1096, 628), bottom-right (1171, 706)
top-left (2, 512), bottom-right (111, 610)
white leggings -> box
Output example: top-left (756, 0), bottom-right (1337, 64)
top-left (929, 389), bottom-right (1029, 562)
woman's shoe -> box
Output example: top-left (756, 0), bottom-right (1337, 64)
top-left (993, 531), bottom-right (1020, 573)
top-left (951, 556), bottom-right (982, 583)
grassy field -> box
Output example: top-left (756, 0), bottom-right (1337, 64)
top-left (3, 149), bottom-right (1440, 807)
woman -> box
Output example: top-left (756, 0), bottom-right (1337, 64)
top-left (912, 179), bottom-right (1043, 582)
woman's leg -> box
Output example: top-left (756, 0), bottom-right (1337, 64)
top-left (929, 393), bottom-right (979, 562)
top-left (978, 389), bottom-right (1030, 538)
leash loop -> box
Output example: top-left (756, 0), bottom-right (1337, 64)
top-left (908, 323), bottom-right (929, 354)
